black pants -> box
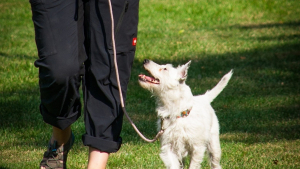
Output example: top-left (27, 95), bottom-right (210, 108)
top-left (30, 0), bottom-right (139, 153)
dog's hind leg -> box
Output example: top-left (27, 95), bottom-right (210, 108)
top-left (207, 134), bottom-right (222, 169)
top-left (160, 145), bottom-right (181, 169)
top-left (188, 146), bottom-right (206, 169)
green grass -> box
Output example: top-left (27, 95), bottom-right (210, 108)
top-left (1, 0), bottom-right (300, 168)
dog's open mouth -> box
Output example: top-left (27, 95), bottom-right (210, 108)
top-left (138, 74), bottom-right (160, 84)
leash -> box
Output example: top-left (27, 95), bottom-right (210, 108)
top-left (107, 0), bottom-right (164, 143)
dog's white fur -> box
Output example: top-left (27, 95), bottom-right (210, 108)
top-left (138, 60), bottom-right (232, 169)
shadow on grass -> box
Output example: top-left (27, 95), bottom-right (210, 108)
top-left (218, 103), bottom-right (300, 143)
top-left (0, 52), bottom-right (37, 60)
top-left (229, 20), bottom-right (300, 29)
top-left (0, 166), bottom-right (10, 169)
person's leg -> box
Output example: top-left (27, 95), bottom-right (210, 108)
top-left (87, 147), bottom-right (109, 169)
top-left (40, 126), bottom-right (72, 169)
top-left (83, 0), bottom-right (140, 167)
top-left (30, 0), bottom-right (86, 168)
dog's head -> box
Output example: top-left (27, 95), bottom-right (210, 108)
top-left (138, 59), bottom-right (191, 94)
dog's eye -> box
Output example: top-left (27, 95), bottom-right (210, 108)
top-left (159, 68), bottom-right (168, 71)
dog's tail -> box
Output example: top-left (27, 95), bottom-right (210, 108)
top-left (205, 70), bottom-right (233, 103)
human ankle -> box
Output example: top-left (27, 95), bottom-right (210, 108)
top-left (51, 126), bottom-right (72, 146)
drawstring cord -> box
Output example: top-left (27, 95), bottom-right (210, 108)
top-left (74, 0), bottom-right (78, 21)
top-left (107, 0), bottom-right (163, 143)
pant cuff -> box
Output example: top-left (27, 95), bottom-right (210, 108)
top-left (41, 105), bottom-right (81, 130)
top-left (82, 134), bottom-right (122, 153)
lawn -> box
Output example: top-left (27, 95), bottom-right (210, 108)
top-left (0, 0), bottom-right (300, 168)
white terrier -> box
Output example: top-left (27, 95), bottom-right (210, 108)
top-left (138, 59), bottom-right (232, 169)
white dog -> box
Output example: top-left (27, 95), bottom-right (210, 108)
top-left (138, 59), bottom-right (232, 169)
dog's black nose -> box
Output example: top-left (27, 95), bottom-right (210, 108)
top-left (143, 59), bottom-right (149, 65)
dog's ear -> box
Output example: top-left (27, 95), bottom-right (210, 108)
top-left (179, 60), bottom-right (191, 83)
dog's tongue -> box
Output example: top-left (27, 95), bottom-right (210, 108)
top-left (139, 74), bottom-right (160, 84)
top-left (139, 74), bottom-right (152, 81)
